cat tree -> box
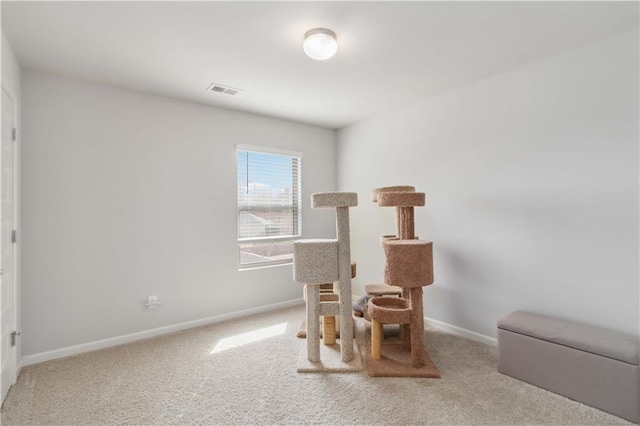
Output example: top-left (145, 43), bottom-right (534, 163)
top-left (367, 186), bottom-right (436, 372)
top-left (293, 192), bottom-right (362, 372)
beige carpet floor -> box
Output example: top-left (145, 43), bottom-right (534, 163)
top-left (1, 304), bottom-right (631, 425)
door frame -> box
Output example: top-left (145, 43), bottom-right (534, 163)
top-left (1, 81), bottom-right (19, 397)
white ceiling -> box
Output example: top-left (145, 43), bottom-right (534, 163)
top-left (2, 1), bottom-right (638, 129)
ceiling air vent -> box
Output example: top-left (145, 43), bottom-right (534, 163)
top-left (207, 83), bottom-right (243, 96)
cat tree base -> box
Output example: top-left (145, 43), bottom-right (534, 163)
top-left (364, 342), bottom-right (440, 378)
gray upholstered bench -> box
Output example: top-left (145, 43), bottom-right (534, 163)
top-left (498, 311), bottom-right (639, 423)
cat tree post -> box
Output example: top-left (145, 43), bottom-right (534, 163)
top-left (334, 205), bottom-right (354, 362)
top-left (378, 190), bottom-right (425, 350)
top-left (305, 283), bottom-right (321, 362)
top-left (294, 192), bottom-right (362, 372)
top-left (397, 205), bottom-right (415, 240)
top-left (367, 187), bottom-right (435, 371)
top-left (396, 203), bottom-right (415, 349)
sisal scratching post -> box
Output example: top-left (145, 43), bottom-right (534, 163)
top-left (322, 316), bottom-right (336, 345)
top-left (293, 192), bottom-right (363, 373)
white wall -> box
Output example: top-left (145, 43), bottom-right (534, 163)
top-left (21, 70), bottom-right (336, 356)
top-left (1, 30), bottom-right (22, 363)
top-left (2, 31), bottom-right (20, 95)
top-left (338, 30), bottom-right (639, 338)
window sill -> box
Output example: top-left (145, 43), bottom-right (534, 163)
top-left (238, 261), bottom-right (293, 272)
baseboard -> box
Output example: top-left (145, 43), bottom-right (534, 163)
top-left (21, 298), bottom-right (304, 367)
top-left (425, 316), bottom-right (497, 347)
top-left (20, 298), bottom-right (495, 367)
top-left (354, 293), bottom-right (496, 347)
top-left (16, 358), bottom-right (24, 378)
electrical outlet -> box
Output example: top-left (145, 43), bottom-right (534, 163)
top-left (145, 295), bottom-right (162, 309)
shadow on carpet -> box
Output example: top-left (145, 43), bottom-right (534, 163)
top-left (299, 317), bottom-right (440, 378)
top-left (361, 320), bottom-right (440, 378)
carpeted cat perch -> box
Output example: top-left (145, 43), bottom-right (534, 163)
top-left (293, 192), bottom-right (363, 373)
top-left (365, 186), bottom-right (440, 378)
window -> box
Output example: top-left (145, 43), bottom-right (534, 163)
top-left (237, 145), bottom-right (302, 268)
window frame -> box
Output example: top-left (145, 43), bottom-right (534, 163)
top-left (236, 144), bottom-right (303, 270)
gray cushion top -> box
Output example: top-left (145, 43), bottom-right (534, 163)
top-left (498, 311), bottom-right (640, 365)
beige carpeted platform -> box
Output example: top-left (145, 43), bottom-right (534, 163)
top-left (363, 337), bottom-right (440, 378)
top-left (1, 305), bottom-right (633, 425)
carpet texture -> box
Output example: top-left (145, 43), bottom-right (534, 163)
top-left (1, 305), bottom-right (633, 425)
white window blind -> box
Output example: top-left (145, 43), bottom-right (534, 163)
top-left (237, 146), bottom-right (302, 268)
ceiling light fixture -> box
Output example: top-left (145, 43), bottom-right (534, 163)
top-left (303, 28), bottom-right (338, 61)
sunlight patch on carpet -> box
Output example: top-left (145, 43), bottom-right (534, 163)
top-left (211, 323), bottom-right (287, 354)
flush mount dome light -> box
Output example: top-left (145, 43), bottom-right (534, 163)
top-left (303, 28), bottom-right (338, 60)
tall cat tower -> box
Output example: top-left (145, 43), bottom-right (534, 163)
top-left (293, 192), bottom-right (363, 372)
top-left (365, 186), bottom-right (439, 376)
